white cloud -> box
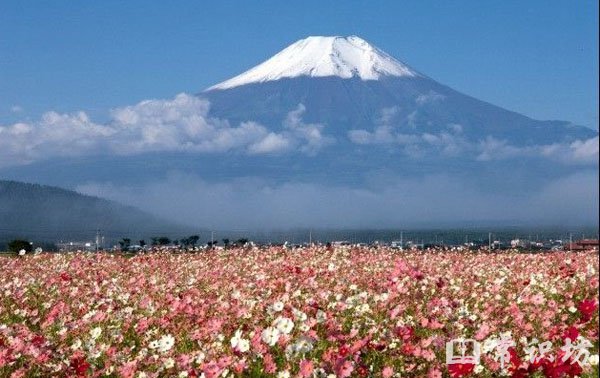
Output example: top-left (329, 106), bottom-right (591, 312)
top-left (10, 105), bottom-right (23, 113)
top-left (348, 108), bottom-right (466, 156)
top-left (477, 136), bottom-right (599, 164)
top-left (415, 91), bottom-right (445, 105)
top-left (248, 132), bottom-right (291, 154)
top-left (569, 136), bottom-right (599, 163)
top-left (348, 107), bottom-right (598, 164)
top-left (0, 111), bottom-right (116, 167)
top-left (283, 104), bottom-right (334, 155)
top-left (421, 131), bottom-right (466, 156)
top-left (0, 94), bottom-right (333, 168)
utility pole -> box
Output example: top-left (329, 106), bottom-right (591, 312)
top-left (488, 232), bottom-right (492, 250)
top-left (95, 229), bottom-right (101, 252)
top-left (569, 233), bottom-right (572, 252)
top-left (309, 230), bottom-right (312, 246)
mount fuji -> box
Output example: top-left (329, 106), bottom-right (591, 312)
top-left (202, 36), bottom-right (594, 146)
top-left (1, 35), bottom-right (597, 228)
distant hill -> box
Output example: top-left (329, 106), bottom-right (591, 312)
top-left (0, 180), bottom-right (191, 245)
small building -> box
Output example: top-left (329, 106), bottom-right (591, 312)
top-left (57, 241), bottom-right (96, 252)
top-left (564, 239), bottom-right (599, 252)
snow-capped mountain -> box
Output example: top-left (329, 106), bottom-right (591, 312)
top-left (202, 36), bottom-right (596, 147)
top-left (208, 36), bottom-right (418, 90)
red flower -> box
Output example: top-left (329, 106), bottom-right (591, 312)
top-left (562, 326), bottom-right (579, 341)
top-left (577, 299), bottom-right (598, 322)
top-left (338, 345), bottom-right (350, 357)
top-left (356, 364), bottom-right (369, 377)
top-left (436, 277), bottom-right (445, 288)
top-left (69, 356), bottom-right (90, 376)
top-left (507, 347), bottom-right (522, 370)
top-left (540, 351), bottom-right (584, 378)
top-left (31, 335), bottom-right (45, 347)
top-left (60, 272), bottom-right (71, 281)
top-left (447, 363), bottom-right (474, 378)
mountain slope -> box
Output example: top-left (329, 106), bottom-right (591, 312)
top-left (0, 180), bottom-right (189, 243)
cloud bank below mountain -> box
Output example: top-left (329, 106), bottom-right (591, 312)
top-left (77, 170), bottom-right (599, 230)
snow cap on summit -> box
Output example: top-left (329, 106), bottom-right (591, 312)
top-left (207, 36), bottom-right (418, 90)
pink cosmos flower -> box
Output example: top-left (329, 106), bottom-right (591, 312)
top-left (382, 366), bottom-right (394, 378)
top-left (299, 360), bottom-right (313, 377)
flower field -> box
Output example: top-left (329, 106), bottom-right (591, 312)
top-left (0, 248), bottom-right (598, 377)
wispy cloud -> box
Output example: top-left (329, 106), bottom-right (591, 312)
top-left (283, 104), bottom-right (334, 155)
top-left (349, 108), bottom-right (598, 164)
top-left (477, 136), bottom-right (599, 164)
top-left (415, 90), bottom-right (445, 105)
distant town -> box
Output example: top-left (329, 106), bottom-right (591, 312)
top-left (3, 234), bottom-right (598, 254)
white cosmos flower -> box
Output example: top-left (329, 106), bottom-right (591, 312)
top-left (163, 357), bottom-right (175, 369)
top-left (287, 335), bottom-right (314, 356)
top-left (316, 310), bottom-right (327, 323)
top-left (90, 327), bottom-right (102, 340)
top-left (273, 316), bottom-right (294, 334)
top-left (276, 371), bottom-right (290, 378)
top-left (71, 339), bottom-right (82, 350)
top-left (157, 334), bottom-right (175, 353)
top-left (568, 306), bottom-right (577, 313)
top-left (261, 327), bottom-right (281, 346)
top-left (589, 354), bottom-right (599, 366)
top-left (230, 330), bottom-right (250, 352)
top-left (292, 308), bottom-right (307, 322)
top-left (272, 301), bottom-right (284, 312)
top-left (195, 352), bottom-right (206, 364)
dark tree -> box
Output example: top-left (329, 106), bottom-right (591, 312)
top-left (8, 239), bottom-right (32, 253)
top-left (118, 238), bottom-right (131, 251)
top-left (157, 237), bottom-right (171, 246)
top-left (139, 240), bottom-right (146, 247)
top-left (189, 235), bottom-right (200, 246)
top-left (222, 238), bottom-right (230, 249)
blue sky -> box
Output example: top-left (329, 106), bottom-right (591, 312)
top-left (1, 0), bottom-right (598, 129)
